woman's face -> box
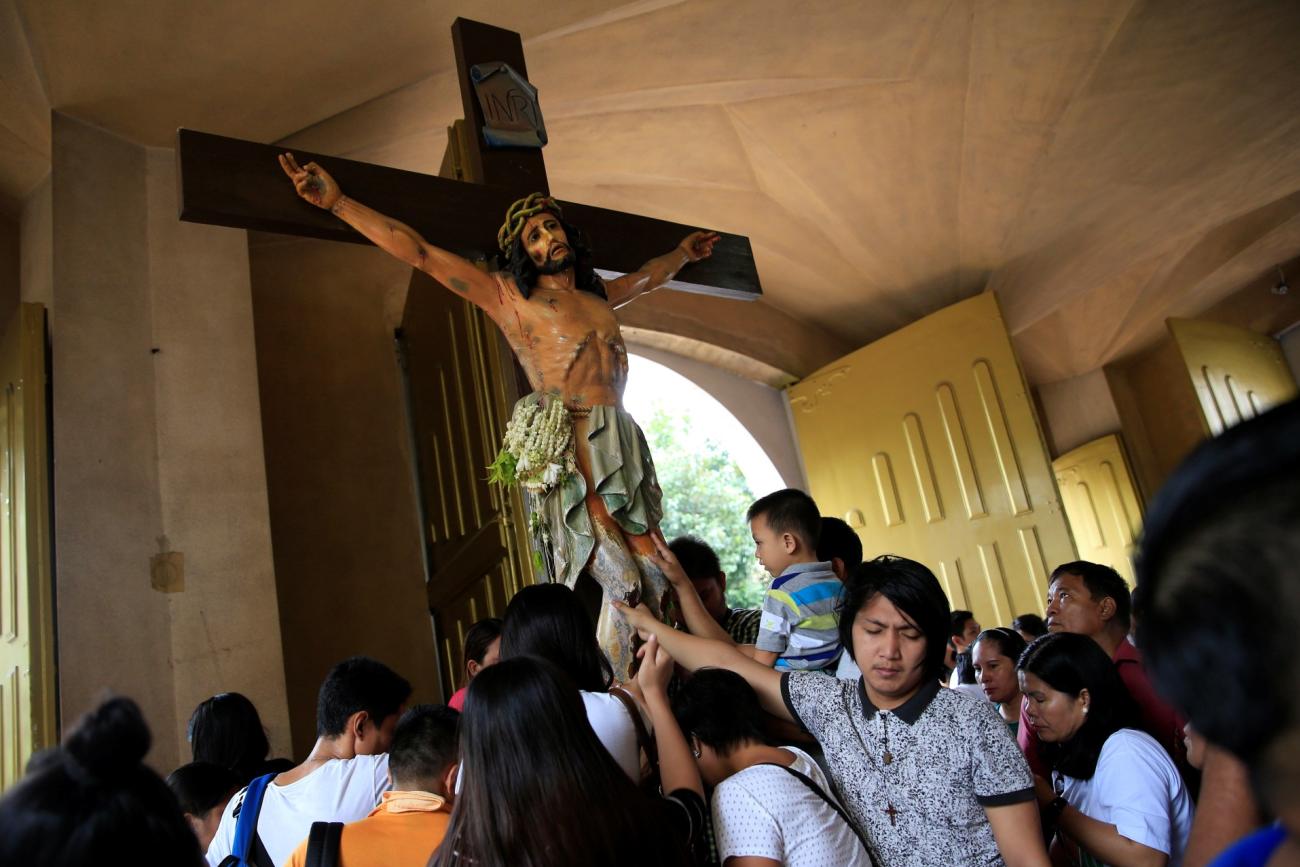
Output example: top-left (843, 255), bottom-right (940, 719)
top-left (467, 637), bottom-right (502, 681)
top-left (973, 640), bottom-right (1019, 705)
top-left (1019, 670), bottom-right (1089, 743)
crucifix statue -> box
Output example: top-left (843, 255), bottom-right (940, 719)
top-left (176, 18), bottom-right (762, 681)
top-left (279, 153), bottom-right (718, 676)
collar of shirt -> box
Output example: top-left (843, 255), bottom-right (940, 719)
top-left (1112, 636), bottom-right (1141, 665)
top-left (378, 790), bottom-right (449, 815)
top-left (857, 676), bottom-right (941, 725)
top-left (773, 560), bottom-right (835, 588)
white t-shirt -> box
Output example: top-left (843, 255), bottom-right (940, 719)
top-left (581, 690), bottom-right (650, 781)
top-left (205, 753), bottom-right (390, 866)
top-left (712, 746), bottom-right (873, 867)
top-left (1055, 728), bottom-right (1194, 867)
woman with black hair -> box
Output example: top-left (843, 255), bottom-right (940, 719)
top-left (618, 554), bottom-right (1051, 867)
top-left (431, 644), bottom-right (705, 867)
top-left (0, 696), bottom-right (204, 866)
top-left (166, 761), bottom-right (239, 853)
top-left (500, 583), bottom-right (651, 781)
top-left (973, 627), bottom-right (1029, 733)
top-left (448, 617), bottom-right (502, 712)
top-left (187, 691), bottom-right (292, 787)
top-left (1019, 632), bottom-right (1194, 867)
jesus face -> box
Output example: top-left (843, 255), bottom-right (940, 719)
top-left (522, 212), bottom-right (574, 275)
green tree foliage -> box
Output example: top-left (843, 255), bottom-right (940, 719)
top-left (642, 403), bottom-right (768, 609)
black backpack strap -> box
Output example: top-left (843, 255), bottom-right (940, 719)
top-left (761, 762), bottom-right (878, 865)
top-left (304, 821), bottom-right (344, 867)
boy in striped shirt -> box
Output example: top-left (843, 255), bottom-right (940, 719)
top-left (748, 489), bottom-right (844, 672)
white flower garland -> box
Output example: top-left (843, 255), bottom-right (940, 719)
top-left (493, 398), bottom-right (578, 493)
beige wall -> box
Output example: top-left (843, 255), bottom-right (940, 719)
top-left (19, 177), bottom-right (51, 312)
top-left (1279, 324), bottom-right (1300, 384)
top-left (248, 234), bottom-right (439, 758)
top-left (1035, 369), bottom-right (1122, 457)
top-left (0, 216), bottom-right (18, 331)
top-left (48, 113), bottom-right (289, 769)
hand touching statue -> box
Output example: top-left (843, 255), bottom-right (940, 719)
top-left (279, 152), bottom-right (342, 210)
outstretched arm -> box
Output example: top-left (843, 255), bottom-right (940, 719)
top-left (279, 153), bottom-right (502, 314)
top-left (648, 532), bottom-right (734, 645)
top-left (613, 601), bottom-right (790, 722)
top-left (603, 231), bottom-right (720, 309)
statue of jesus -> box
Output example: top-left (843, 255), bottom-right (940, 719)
top-left (280, 153), bottom-right (718, 679)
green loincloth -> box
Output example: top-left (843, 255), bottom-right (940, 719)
top-left (513, 392), bottom-right (663, 589)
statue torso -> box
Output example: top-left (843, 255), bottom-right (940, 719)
top-left (494, 275), bottom-right (627, 407)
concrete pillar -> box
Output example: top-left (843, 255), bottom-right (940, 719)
top-left (50, 113), bottom-right (289, 769)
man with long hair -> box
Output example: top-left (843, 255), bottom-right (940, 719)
top-left (280, 155), bottom-right (718, 679)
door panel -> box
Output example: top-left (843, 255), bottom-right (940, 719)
top-left (400, 272), bottom-right (535, 700)
top-left (1052, 434), bottom-right (1143, 588)
top-left (1168, 318), bottom-right (1298, 436)
top-left (788, 293), bottom-right (1076, 628)
top-left (0, 304), bottom-right (55, 792)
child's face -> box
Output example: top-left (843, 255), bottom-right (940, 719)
top-left (750, 513), bottom-right (798, 577)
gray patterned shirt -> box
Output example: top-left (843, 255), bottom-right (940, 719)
top-left (782, 673), bottom-right (1033, 866)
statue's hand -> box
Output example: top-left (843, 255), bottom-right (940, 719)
top-left (279, 152), bottom-right (342, 210)
top-left (678, 230), bottom-right (720, 263)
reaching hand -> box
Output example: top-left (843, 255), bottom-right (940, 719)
top-left (648, 530), bottom-right (691, 588)
top-left (678, 230), bottom-right (720, 263)
top-left (279, 152), bottom-right (342, 210)
top-left (612, 600), bottom-right (657, 639)
top-left (636, 634), bottom-right (674, 695)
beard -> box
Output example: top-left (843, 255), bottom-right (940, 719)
top-left (535, 250), bottom-right (575, 275)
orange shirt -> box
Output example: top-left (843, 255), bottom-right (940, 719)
top-left (286, 790), bottom-right (452, 867)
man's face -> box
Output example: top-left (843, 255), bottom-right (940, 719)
top-left (953, 616), bottom-right (981, 653)
top-left (750, 513), bottom-right (796, 578)
top-left (358, 710), bottom-right (402, 755)
top-left (522, 212), bottom-right (573, 274)
top-left (851, 593), bottom-right (928, 707)
top-left (691, 575), bottom-right (729, 623)
top-left (1045, 572), bottom-right (1107, 638)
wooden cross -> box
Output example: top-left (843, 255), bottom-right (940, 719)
top-left (884, 803), bottom-right (899, 826)
top-left (175, 18), bottom-right (762, 300)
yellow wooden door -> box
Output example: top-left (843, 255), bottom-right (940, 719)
top-left (0, 304), bottom-right (56, 791)
top-left (1168, 318), bottom-right (1299, 437)
top-left (788, 292), bottom-right (1076, 628)
top-left (1052, 434), bottom-right (1143, 588)
top-left (400, 272), bottom-right (536, 700)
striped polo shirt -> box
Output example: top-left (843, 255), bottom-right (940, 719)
top-left (755, 561), bottom-right (843, 671)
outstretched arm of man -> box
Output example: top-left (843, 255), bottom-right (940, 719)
top-left (613, 600), bottom-right (790, 722)
top-left (279, 153), bottom-right (502, 314)
top-left (604, 231), bottom-right (720, 309)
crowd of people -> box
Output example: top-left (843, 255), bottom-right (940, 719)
top-left (0, 398), bottom-right (1296, 867)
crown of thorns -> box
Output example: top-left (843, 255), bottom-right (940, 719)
top-left (498, 193), bottom-right (563, 253)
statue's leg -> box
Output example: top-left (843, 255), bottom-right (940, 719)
top-left (571, 415), bottom-right (675, 681)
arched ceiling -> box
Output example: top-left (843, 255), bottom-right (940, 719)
top-left (3, 0), bottom-right (1299, 384)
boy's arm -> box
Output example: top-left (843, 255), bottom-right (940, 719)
top-left (752, 589), bottom-right (791, 669)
